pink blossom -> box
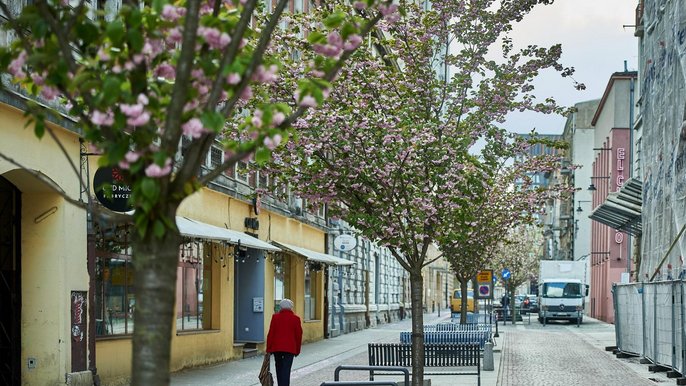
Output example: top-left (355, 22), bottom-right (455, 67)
top-left (137, 93), bottom-right (149, 105)
top-left (182, 118), bottom-right (206, 138)
top-left (127, 112), bottom-right (150, 127)
top-left (8, 51), bottom-right (27, 79)
top-left (125, 151), bottom-right (140, 163)
top-left (155, 63), bottom-right (176, 79)
top-left (198, 27), bottom-right (231, 49)
top-left (344, 34), bottom-right (363, 51)
top-left (300, 95), bottom-right (317, 108)
top-left (161, 5), bottom-right (182, 21)
top-left (379, 3), bottom-right (398, 16)
top-left (97, 47), bottom-right (110, 61)
top-left (240, 86), bottom-right (253, 100)
top-left (91, 110), bottom-right (114, 126)
top-left (272, 112), bottom-right (286, 126)
top-left (253, 65), bottom-right (278, 83)
top-left (353, 1), bottom-right (367, 9)
top-left (167, 27), bottom-right (183, 44)
top-left (145, 158), bottom-right (172, 178)
top-left (120, 103), bottom-right (144, 117)
top-left (40, 86), bottom-right (59, 101)
top-left (263, 134), bottom-right (282, 150)
top-left (251, 110), bottom-right (263, 128)
top-left (227, 73), bottom-right (241, 85)
top-left (31, 72), bottom-right (45, 86)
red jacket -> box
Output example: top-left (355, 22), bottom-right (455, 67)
top-left (266, 309), bottom-right (303, 355)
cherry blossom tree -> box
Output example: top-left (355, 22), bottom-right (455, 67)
top-left (0, 0), bottom-right (387, 384)
top-left (266, 0), bottom-right (579, 383)
top-left (491, 224), bottom-right (543, 324)
top-left (439, 136), bottom-right (569, 323)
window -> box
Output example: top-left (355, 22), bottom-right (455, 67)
top-left (304, 262), bottom-right (320, 320)
top-left (274, 254), bottom-right (291, 311)
top-left (235, 159), bottom-right (250, 183)
top-left (257, 170), bottom-right (268, 189)
top-left (209, 146), bottom-right (223, 168)
top-left (94, 221), bottom-right (135, 336)
top-left (176, 242), bottom-right (213, 331)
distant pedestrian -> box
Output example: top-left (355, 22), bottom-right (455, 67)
top-left (501, 294), bottom-right (510, 319)
top-left (266, 299), bottom-right (303, 386)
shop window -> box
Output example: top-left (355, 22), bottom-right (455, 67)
top-left (274, 254), bottom-right (291, 311)
top-left (94, 222), bottom-right (135, 336)
top-left (176, 242), bottom-right (213, 331)
top-left (304, 263), bottom-right (318, 320)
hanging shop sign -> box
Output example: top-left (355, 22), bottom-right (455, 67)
top-left (93, 166), bottom-right (133, 212)
top-left (334, 234), bottom-right (357, 251)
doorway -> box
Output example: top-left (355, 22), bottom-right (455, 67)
top-left (0, 176), bottom-right (21, 385)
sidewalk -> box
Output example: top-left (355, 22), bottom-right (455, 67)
top-left (171, 311), bottom-right (502, 386)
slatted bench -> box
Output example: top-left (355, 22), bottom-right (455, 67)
top-left (368, 342), bottom-right (481, 386)
top-left (399, 330), bottom-right (491, 348)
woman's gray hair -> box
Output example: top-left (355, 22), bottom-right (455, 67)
top-left (279, 298), bottom-right (294, 310)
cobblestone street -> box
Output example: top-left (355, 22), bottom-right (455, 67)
top-left (499, 319), bottom-right (657, 386)
top-left (171, 313), bottom-right (675, 386)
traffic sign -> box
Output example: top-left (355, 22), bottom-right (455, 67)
top-left (475, 269), bottom-right (494, 300)
top-left (478, 284), bottom-right (491, 297)
top-left (502, 268), bottom-right (511, 280)
top-left (476, 270), bottom-right (492, 282)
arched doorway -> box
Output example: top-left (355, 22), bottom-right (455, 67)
top-left (0, 175), bottom-right (21, 384)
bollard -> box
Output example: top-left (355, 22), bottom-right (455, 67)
top-left (494, 317), bottom-right (499, 337)
top-left (483, 342), bottom-right (494, 371)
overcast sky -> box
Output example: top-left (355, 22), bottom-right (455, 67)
top-left (502, 0), bottom-right (638, 135)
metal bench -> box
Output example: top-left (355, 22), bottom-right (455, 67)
top-left (368, 343), bottom-right (481, 386)
top-left (399, 330), bottom-right (491, 348)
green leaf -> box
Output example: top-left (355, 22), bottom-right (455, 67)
top-left (33, 117), bottom-right (45, 139)
top-left (340, 22), bottom-right (356, 39)
top-left (307, 31), bottom-right (326, 44)
top-left (106, 20), bottom-right (126, 46)
top-left (323, 12), bottom-right (345, 28)
top-left (255, 147), bottom-right (271, 164)
top-left (127, 29), bottom-right (144, 52)
top-left (102, 76), bottom-right (121, 105)
top-left (153, 0), bottom-right (168, 13)
top-left (76, 21), bottom-right (99, 48)
top-left (135, 215), bottom-right (149, 238)
top-left (141, 178), bottom-right (159, 201)
top-left (153, 219), bottom-right (166, 238)
top-left (200, 111), bottom-right (225, 133)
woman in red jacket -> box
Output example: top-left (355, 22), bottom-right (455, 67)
top-left (266, 299), bottom-right (303, 386)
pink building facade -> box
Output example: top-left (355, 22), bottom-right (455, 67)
top-left (588, 72), bottom-right (636, 323)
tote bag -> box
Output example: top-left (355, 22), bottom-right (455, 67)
top-left (258, 353), bottom-right (274, 386)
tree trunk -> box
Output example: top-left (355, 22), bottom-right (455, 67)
top-left (459, 277), bottom-right (468, 325)
top-left (130, 227), bottom-right (183, 385)
top-left (409, 271), bottom-right (425, 386)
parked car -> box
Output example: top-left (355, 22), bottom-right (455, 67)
top-left (526, 294), bottom-right (539, 313)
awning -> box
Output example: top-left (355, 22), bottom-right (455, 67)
top-left (588, 178), bottom-right (642, 236)
top-left (272, 241), bottom-right (355, 266)
top-left (176, 217), bottom-right (281, 252)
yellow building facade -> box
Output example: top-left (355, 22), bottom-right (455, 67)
top-left (0, 97), bottom-right (334, 385)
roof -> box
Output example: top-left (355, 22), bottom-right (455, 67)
top-left (588, 178), bottom-right (642, 236)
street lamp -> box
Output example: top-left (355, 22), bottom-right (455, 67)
top-left (576, 200), bottom-right (592, 212)
top-left (587, 176), bottom-right (610, 191)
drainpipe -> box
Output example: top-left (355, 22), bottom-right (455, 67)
top-left (627, 61), bottom-right (635, 280)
